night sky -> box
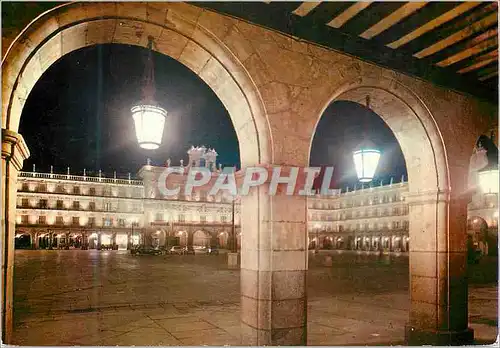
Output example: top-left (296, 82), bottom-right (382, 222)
top-left (20, 43), bottom-right (407, 187)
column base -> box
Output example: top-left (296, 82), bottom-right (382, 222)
top-left (227, 252), bottom-right (240, 268)
top-left (405, 325), bottom-right (474, 345)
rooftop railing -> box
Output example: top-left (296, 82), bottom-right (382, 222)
top-left (19, 171), bottom-right (143, 186)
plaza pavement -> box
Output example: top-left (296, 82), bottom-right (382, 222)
top-left (12, 250), bottom-right (498, 346)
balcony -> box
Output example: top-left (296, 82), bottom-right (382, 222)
top-left (19, 171), bottom-right (144, 186)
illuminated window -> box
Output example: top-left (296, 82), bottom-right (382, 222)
top-left (103, 218), bottom-right (112, 227)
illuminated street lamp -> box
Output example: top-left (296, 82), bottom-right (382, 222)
top-left (353, 96), bottom-right (380, 183)
top-left (131, 36), bottom-right (167, 150)
top-left (353, 141), bottom-right (381, 183)
top-left (478, 167), bottom-right (499, 194)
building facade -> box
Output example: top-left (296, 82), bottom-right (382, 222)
top-left (15, 147), bottom-right (241, 251)
top-left (15, 152), bottom-right (498, 255)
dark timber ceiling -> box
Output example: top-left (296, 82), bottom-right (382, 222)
top-left (195, 1), bottom-right (499, 103)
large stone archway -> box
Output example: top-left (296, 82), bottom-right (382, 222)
top-left (308, 75), bottom-right (481, 344)
top-left (1, 2), bottom-right (272, 343)
top-left (2, 2), bottom-right (496, 346)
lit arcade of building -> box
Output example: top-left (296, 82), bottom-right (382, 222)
top-left (15, 148), bottom-right (498, 255)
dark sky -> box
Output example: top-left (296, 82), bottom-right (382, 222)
top-left (310, 101), bottom-right (407, 189)
top-left (20, 44), bottom-right (240, 177)
top-left (20, 43), bottom-right (407, 186)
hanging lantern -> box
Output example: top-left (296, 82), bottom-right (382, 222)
top-left (132, 36), bottom-right (167, 150)
top-left (353, 95), bottom-right (381, 183)
top-left (353, 141), bottom-right (381, 183)
top-left (478, 168), bottom-right (499, 194)
top-left (131, 104), bottom-right (167, 149)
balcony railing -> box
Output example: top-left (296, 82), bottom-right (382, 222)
top-left (19, 171), bottom-right (143, 186)
top-left (16, 205), bottom-right (143, 214)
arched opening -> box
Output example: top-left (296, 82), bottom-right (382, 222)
top-left (176, 231), bottom-right (188, 247)
top-left (218, 231), bottom-right (228, 248)
top-left (2, 3), bottom-right (272, 345)
top-left (193, 230), bottom-right (210, 247)
top-left (306, 77), bottom-right (456, 345)
top-left (14, 232), bottom-right (31, 249)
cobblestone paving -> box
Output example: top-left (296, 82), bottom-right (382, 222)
top-left (12, 250), bottom-right (498, 345)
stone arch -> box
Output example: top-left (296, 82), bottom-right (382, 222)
top-left (1, 2), bottom-right (272, 165)
top-left (1, 4), bottom-right (273, 342)
top-left (175, 230), bottom-right (188, 247)
top-left (14, 230), bottom-right (32, 249)
top-left (218, 231), bottom-right (228, 248)
top-left (310, 75), bottom-right (449, 193)
top-left (309, 74), bottom-right (478, 343)
top-left (193, 230), bottom-right (210, 247)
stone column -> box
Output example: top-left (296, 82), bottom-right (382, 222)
top-left (240, 166), bottom-right (308, 345)
top-left (34, 232), bottom-right (39, 249)
top-left (2, 129), bottom-right (30, 343)
top-left (405, 190), bottom-right (473, 344)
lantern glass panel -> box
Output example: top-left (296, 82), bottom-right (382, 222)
top-left (131, 104), bottom-right (167, 150)
top-left (353, 149), bottom-right (381, 183)
top-left (478, 169), bottom-right (499, 194)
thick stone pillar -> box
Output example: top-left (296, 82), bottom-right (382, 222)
top-left (405, 190), bottom-right (473, 345)
top-left (34, 232), bottom-right (39, 249)
top-left (240, 166), bottom-right (308, 345)
top-left (2, 129), bottom-right (30, 343)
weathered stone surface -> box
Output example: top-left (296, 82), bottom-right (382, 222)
top-left (112, 20), bottom-right (144, 45)
top-left (36, 32), bottom-right (62, 71)
top-left (197, 9), bottom-right (235, 41)
top-left (86, 19), bottom-right (117, 46)
top-left (61, 23), bottom-right (87, 55)
top-left (222, 25), bottom-right (254, 63)
top-left (178, 40), bottom-right (211, 74)
top-left (155, 28), bottom-right (189, 60)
